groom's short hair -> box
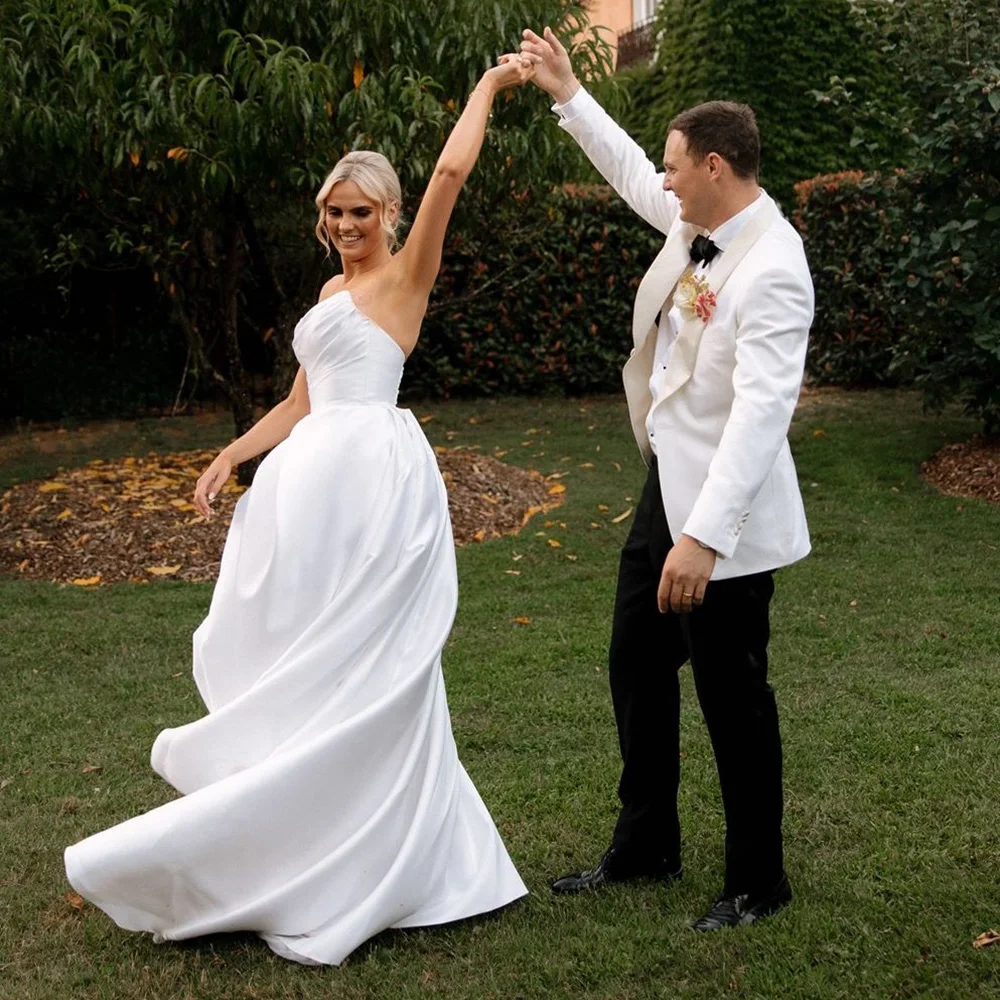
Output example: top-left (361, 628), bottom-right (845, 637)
top-left (668, 101), bottom-right (760, 181)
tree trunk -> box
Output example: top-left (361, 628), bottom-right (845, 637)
top-left (219, 217), bottom-right (258, 487)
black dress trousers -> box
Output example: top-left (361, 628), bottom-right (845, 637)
top-left (607, 457), bottom-right (784, 894)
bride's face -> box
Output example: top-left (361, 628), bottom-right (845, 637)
top-left (324, 180), bottom-right (395, 259)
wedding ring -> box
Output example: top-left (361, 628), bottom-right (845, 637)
top-left (682, 591), bottom-right (694, 598)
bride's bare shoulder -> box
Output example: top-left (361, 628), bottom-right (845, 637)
top-left (318, 276), bottom-right (346, 303)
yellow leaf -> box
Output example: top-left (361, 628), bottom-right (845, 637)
top-left (547, 483), bottom-right (567, 495)
top-left (473, 529), bottom-right (486, 543)
top-left (512, 616), bottom-right (531, 625)
top-left (419, 414), bottom-right (435, 424)
top-left (525, 428), bottom-right (539, 435)
top-left (597, 504), bottom-right (610, 512)
top-left (38, 482), bottom-right (67, 493)
top-left (146, 565), bottom-right (181, 576)
top-left (611, 507), bottom-right (633, 524)
top-left (129, 149), bottom-right (140, 167)
top-left (813, 428), bottom-right (827, 437)
top-left (56, 508), bottom-right (73, 520)
top-left (973, 930), bottom-right (1000, 949)
top-left (578, 462), bottom-right (594, 469)
top-left (566, 554), bottom-right (578, 561)
top-left (547, 538), bottom-right (562, 548)
top-left (72, 575), bottom-right (102, 586)
top-left (166, 146), bottom-right (189, 162)
top-left (353, 60), bottom-right (364, 89)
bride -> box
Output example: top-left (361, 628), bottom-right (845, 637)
top-left (64, 53), bottom-right (535, 967)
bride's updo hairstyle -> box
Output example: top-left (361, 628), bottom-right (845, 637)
top-left (314, 151), bottom-right (403, 256)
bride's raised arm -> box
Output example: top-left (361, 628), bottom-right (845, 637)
top-left (394, 55), bottom-right (534, 297)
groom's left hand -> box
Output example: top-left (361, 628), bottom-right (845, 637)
top-left (658, 535), bottom-right (716, 614)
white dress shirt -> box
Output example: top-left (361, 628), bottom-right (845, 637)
top-left (645, 192), bottom-right (764, 455)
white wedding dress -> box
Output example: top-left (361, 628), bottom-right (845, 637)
top-left (64, 290), bottom-right (527, 965)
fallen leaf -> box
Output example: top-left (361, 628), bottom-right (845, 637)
top-left (512, 617), bottom-right (531, 625)
top-left (547, 538), bottom-right (562, 548)
top-left (66, 892), bottom-right (85, 910)
top-left (547, 484), bottom-right (567, 495)
top-left (849, 599), bottom-right (858, 608)
top-left (56, 508), bottom-right (73, 520)
top-left (566, 554), bottom-right (578, 561)
top-left (418, 414), bottom-right (434, 424)
top-left (512, 553), bottom-right (523, 562)
top-left (473, 529), bottom-right (486, 543)
top-left (72, 575), bottom-right (102, 586)
top-left (597, 504), bottom-right (610, 513)
top-left (611, 507), bottom-right (634, 524)
top-left (578, 462), bottom-right (594, 469)
top-left (612, 461), bottom-right (622, 472)
top-left (813, 428), bottom-right (827, 437)
top-left (524, 428), bottom-right (539, 435)
top-left (505, 570), bottom-right (521, 576)
top-left (82, 764), bottom-right (103, 774)
top-left (146, 565), bottom-right (181, 576)
top-left (38, 482), bottom-right (67, 493)
top-left (590, 522), bottom-right (601, 529)
top-left (973, 930), bottom-right (1000, 949)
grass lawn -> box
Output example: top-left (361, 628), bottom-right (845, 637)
top-left (2, 389), bottom-right (999, 999)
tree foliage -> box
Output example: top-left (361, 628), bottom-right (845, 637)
top-left (813, 0), bottom-right (1000, 431)
top-left (614, 0), bottom-right (901, 206)
top-left (0, 0), bottom-right (615, 474)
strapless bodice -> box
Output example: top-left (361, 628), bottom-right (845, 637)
top-left (292, 290), bottom-right (405, 410)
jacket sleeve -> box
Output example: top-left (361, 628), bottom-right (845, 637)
top-left (554, 87), bottom-right (679, 236)
top-left (681, 260), bottom-right (814, 558)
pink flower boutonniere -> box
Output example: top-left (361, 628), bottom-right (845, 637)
top-left (675, 273), bottom-right (718, 324)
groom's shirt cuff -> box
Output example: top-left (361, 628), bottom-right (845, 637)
top-left (551, 86), bottom-right (595, 125)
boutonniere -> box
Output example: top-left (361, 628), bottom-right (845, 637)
top-left (675, 273), bottom-right (717, 324)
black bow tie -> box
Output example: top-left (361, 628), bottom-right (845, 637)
top-left (690, 234), bottom-right (721, 265)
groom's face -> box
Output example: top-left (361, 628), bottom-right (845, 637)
top-left (662, 130), bottom-right (712, 226)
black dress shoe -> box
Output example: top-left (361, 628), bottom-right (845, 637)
top-left (551, 846), bottom-right (681, 895)
top-left (691, 872), bottom-right (792, 931)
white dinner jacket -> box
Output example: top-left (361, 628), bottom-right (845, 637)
top-left (556, 88), bottom-right (814, 580)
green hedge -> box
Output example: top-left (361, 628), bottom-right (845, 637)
top-left (616, 0), bottom-right (903, 207)
top-left (402, 186), bottom-right (662, 399)
top-left (792, 170), bottom-right (908, 387)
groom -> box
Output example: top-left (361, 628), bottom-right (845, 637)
top-left (520, 28), bottom-right (814, 930)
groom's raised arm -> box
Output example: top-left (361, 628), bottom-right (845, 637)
top-left (521, 27), bottom-right (678, 236)
top-left (553, 87), bottom-right (679, 236)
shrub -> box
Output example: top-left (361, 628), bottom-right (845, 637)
top-left (404, 185), bottom-right (663, 399)
top-left (616, 0), bottom-right (903, 207)
top-left (793, 170), bottom-right (908, 387)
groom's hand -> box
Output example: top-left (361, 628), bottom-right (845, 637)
top-left (520, 27), bottom-right (580, 103)
top-left (657, 535), bottom-right (716, 615)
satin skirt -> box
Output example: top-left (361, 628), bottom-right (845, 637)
top-left (64, 403), bottom-right (527, 965)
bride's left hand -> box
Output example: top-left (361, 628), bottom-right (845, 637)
top-left (484, 53), bottom-right (536, 91)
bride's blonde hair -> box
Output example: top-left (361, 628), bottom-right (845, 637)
top-left (314, 151), bottom-right (403, 256)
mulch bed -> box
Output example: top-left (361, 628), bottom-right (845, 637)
top-left (0, 447), bottom-right (560, 586)
top-left (922, 435), bottom-right (1000, 508)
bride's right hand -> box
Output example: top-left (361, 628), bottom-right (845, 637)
top-left (485, 53), bottom-right (536, 92)
top-left (193, 453), bottom-right (233, 518)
